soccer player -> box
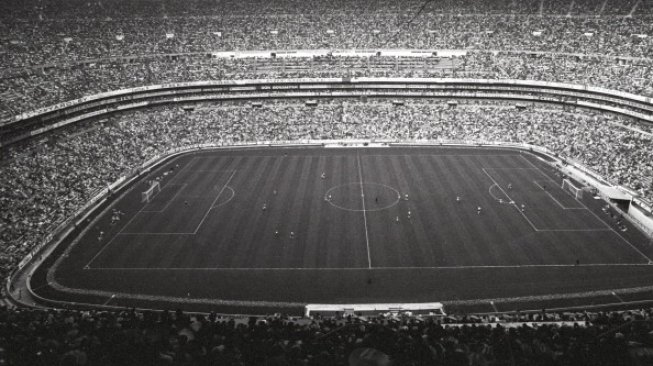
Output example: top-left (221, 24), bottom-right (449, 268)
top-left (456, 196), bottom-right (461, 203)
top-left (274, 230), bottom-right (279, 237)
top-left (321, 172), bottom-right (326, 179)
top-left (273, 189), bottom-right (278, 196)
top-left (396, 216), bottom-right (400, 223)
top-left (407, 210), bottom-right (412, 220)
top-left (521, 204), bottom-right (525, 212)
top-left (290, 231), bottom-right (296, 239)
top-left (477, 206), bottom-right (482, 215)
top-left (508, 183), bottom-right (512, 190)
top-left (262, 203), bottom-right (267, 211)
top-left (404, 194), bottom-right (409, 201)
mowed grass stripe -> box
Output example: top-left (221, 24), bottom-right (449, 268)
top-left (458, 155), bottom-right (517, 266)
top-left (409, 154), bottom-right (455, 266)
top-left (216, 155), bottom-right (283, 268)
top-left (255, 155), bottom-right (305, 267)
top-left (388, 155), bottom-right (432, 267)
top-left (298, 156), bottom-right (335, 268)
top-left (478, 164), bottom-right (554, 265)
top-left (394, 155), bottom-right (442, 266)
top-left (469, 154), bottom-right (535, 265)
top-left (231, 156), bottom-right (290, 268)
top-left (168, 156), bottom-right (240, 268)
top-left (329, 155), bottom-right (369, 268)
top-left (443, 154), bottom-right (499, 265)
top-left (222, 155), bottom-right (279, 268)
top-left (506, 166), bottom-right (590, 230)
top-left (295, 156), bottom-right (329, 268)
top-left (552, 231), bottom-right (611, 264)
top-left (424, 156), bottom-right (480, 266)
top-left (277, 155), bottom-right (317, 267)
top-left (478, 154), bottom-right (539, 265)
top-left (486, 155), bottom-right (563, 265)
top-left (301, 155), bottom-right (331, 268)
top-left (312, 157), bottom-right (338, 268)
top-left (480, 155), bottom-right (562, 265)
top-left (202, 155), bottom-right (272, 268)
top-left (364, 155), bottom-right (413, 267)
top-left (93, 156), bottom-right (195, 268)
top-left (316, 155), bottom-right (365, 268)
top-left (228, 155), bottom-right (287, 268)
top-left (171, 155), bottom-right (240, 268)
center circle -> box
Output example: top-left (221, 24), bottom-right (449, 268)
top-left (325, 182), bottom-right (401, 212)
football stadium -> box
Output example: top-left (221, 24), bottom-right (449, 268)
top-left (2, 0), bottom-right (653, 365)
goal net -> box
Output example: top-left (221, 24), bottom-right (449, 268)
top-left (562, 179), bottom-right (583, 199)
top-left (141, 181), bottom-right (161, 203)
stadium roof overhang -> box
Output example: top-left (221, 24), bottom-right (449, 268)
top-left (601, 186), bottom-right (632, 201)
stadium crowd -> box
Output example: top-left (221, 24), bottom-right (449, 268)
top-left (2, 303), bottom-right (653, 366)
top-left (2, 1), bottom-right (653, 364)
top-left (1, 0), bottom-right (653, 118)
top-left (2, 52), bottom-right (653, 121)
top-left (1, 0), bottom-right (652, 68)
top-left (2, 99), bottom-right (652, 284)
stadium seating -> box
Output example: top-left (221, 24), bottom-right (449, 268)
top-left (2, 303), bottom-right (653, 365)
top-left (2, 100), bottom-right (652, 283)
top-left (2, 1), bottom-right (653, 364)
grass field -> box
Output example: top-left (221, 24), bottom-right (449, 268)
top-left (32, 146), bottom-right (653, 315)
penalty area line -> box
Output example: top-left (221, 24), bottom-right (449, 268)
top-left (520, 154), bottom-right (653, 264)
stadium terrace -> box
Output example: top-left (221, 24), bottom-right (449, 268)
top-left (2, 0), bottom-right (653, 365)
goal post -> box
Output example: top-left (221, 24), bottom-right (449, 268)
top-left (141, 181), bottom-right (161, 203)
top-left (561, 179), bottom-right (583, 199)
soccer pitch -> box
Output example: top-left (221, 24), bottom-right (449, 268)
top-left (32, 146), bottom-right (653, 314)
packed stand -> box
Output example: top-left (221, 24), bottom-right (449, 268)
top-left (2, 304), bottom-right (653, 365)
top-left (2, 99), bottom-right (652, 283)
top-left (1, 0), bottom-right (652, 68)
top-left (2, 51), bottom-right (653, 121)
top-left (1, 0), bottom-right (653, 118)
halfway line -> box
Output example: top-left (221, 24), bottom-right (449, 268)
top-left (357, 153), bottom-right (372, 269)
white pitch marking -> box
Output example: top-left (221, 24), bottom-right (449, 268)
top-left (193, 170), bottom-right (237, 234)
top-left (490, 300), bottom-right (499, 313)
top-left (531, 180), bottom-right (585, 210)
top-left (488, 183), bottom-right (510, 203)
top-left (611, 291), bottom-right (625, 303)
top-left (118, 232), bottom-right (195, 235)
top-left (86, 157), bottom-right (202, 268)
top-left (520, 154), bottom-right (653, 264)
top-left (482, 168), bottom-right (540, 232)
top-left (141, 184), bottom-right (188, 213)
top-left (357, 153), bottom-right (373, 269)
top-left (85, 189), bottom-right (154, 268)
top-left (85, 262), bottom-right (653, 271)
top-left (103, 294), bottom-right (116, 306)
top-left (210, 186), bottom-right (236, 209)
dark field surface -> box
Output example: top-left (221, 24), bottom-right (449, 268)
top-left (32, 146), bottom-right (653, 315)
